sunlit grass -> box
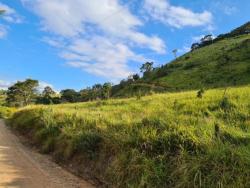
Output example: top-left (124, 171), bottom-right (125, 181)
top-left (9, 85), bottom-right (250, 187)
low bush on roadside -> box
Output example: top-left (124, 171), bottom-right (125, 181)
top-left (0, 106), bottom-right (16, 119)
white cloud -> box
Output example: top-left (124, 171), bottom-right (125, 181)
top-left (0, 3), bottom-right (23, 23)
top-left (213, 1), bottom-right (237, 16)
top-left (22, 0), bottom-right (166, 80)
top-left (0, 25), bottom-right (7, 38)
top-left (64, 36), bottom-right (148, 81)
top-left (143, 0), bottom-right (213, 28)
top-left (0, 80), bottom-right (13, 90)
top-left (0, 3), bottom-right (22, 40)
top-left (192, 35), bottom-right (205, 43)
top-left (178, 45), bottom-right (190, 54)
top-left (37, 81), bottom-right (57, 93)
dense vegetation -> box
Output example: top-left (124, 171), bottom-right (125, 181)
top-left (9, 86), bottom-right (250, 187)
top-left (0, 90), bottom-right (6, 105)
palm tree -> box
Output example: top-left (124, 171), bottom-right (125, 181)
top-left (172, 49), bottom-right (178, 59)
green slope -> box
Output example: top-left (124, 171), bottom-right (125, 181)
top-left (112, 23), bottom-right (250, 97)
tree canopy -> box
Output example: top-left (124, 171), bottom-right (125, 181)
top-left (6, 79), bottom-right (39, 107)
top-left (140, 62), bottom-right (154, 78)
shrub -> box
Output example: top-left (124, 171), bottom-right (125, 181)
top-left (71, 132), bottom-right (103, 159)
top-left (0, 106), bottom-right (15, 119)
top-left (197, 88), bottom-right (205, 98)
top-left (219, 97), bottom-right (235, 111)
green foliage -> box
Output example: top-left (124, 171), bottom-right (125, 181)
top-left (42, 86), bottom-right (56, 97)
top-left (0, 90), bottom-right (6, 106)
top-left (36, 86), bottom-right (57, 105)
top-left (140, 62), bottom-right (154, 77)
top-left (8, 86), bottom-right (250, 187)
top-left (219, 97), bottom-right (235, 111)
top-left (102, 82), bottom-right (112, 99)
top-left (197, 88), bottom-right (205, 98)
top-left (0, 106), bottom-right (15, 119)
top-left (6, 79), bottom-right (39, 107)
top-left (60, 89), bottom-right (80, 103)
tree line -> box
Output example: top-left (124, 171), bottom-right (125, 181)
top-left (4, 79), bottom-right (112, 107)
top-left (3, 62), bottom-right (158, 107)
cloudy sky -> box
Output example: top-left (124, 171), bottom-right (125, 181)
top-left (0, 0), bottom-right (249, 90)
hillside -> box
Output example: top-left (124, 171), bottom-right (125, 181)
top-left (9, 85), bottom-right (250, 187)
top-left (112, 23), bottom-right (250, 97)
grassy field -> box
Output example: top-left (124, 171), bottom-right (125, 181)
top-left (0, 92), bottom-right (6, 106)
top-left (0, 92), bottom-right (16, 118)
top-left (9, 85), bottom-right (250, 187)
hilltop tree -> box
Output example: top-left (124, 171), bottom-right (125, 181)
top-left (6, 79), bottom-right (39, 107)
top-left (191, 43), bottom-right (200, 51)
top-left (201, 35), bottom-right (213, 43)
top-left (132, 74), bottom-right (140, 81)
top-left (172, 49), bottom-right (178, 58)
top-left (140, 62), bottom-right (154, 77)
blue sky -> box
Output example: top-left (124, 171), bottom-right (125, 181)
top-left (0, 0), bottom-right (249, 91)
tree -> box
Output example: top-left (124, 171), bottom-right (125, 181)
top-left (0, 90), bottom-right (6, 95)
top-left (36, 86), bottom-right (56, 104)
top-left (127, 75), bottom-right (134, 83)
top-left (201, 35), bottom-right (213, 43)
top-left (132, 74), bottom-right (140, 81)
top-left (80, 87), bottom-right (92, 102)
top-left (140, 62), bottom-right (154, 77)
top-left (92, 84), bottom-right (103, 100)
top-left (102, 82), bottom-right (112, 99)
top-left (191, 43), bottom-right (200, 51)
top-left (43, 86), bottom-right (56, 97)
top-left (172, 49), bottom-right (178, 59)
top-left (60, 89), bottom-right (80, 103)
top-left (6, 79), bottom-right (39, 107)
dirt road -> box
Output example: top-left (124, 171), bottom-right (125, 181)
top-left (0, 119), bottom-right (95, 188)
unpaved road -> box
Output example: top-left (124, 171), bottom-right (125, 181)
top-left (0, 119), bottom-right (95, 188)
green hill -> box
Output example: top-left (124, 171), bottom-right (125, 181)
top-left (112, 22), bottom-right (250, 97)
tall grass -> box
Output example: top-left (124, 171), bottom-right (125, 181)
top-left (9, 86), bottom-right (250, 187)
top-left (0, 106), bottom-right (15, 119)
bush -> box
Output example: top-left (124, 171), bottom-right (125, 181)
top-left (219, 97), bottom-right (235, 111)
top-left (197, 88), bottom-right (205, 98)
top-left (0, 106), bottom-right (15, 119)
